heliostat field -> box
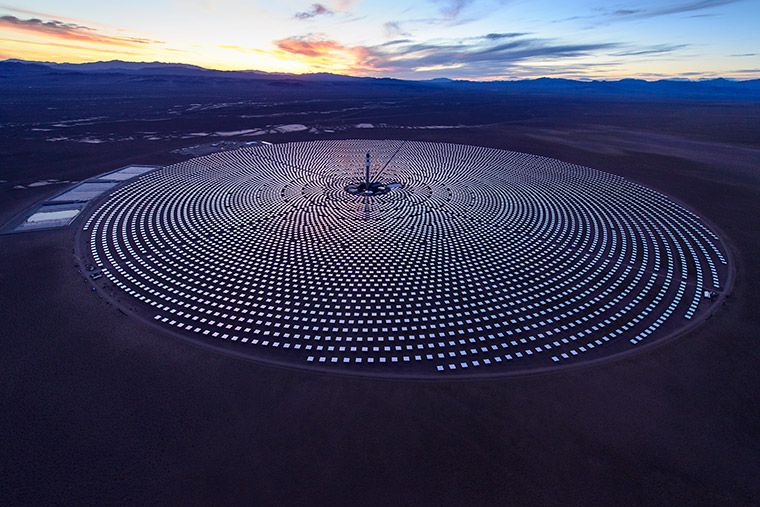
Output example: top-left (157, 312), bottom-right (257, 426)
top-left (79, 140), bottom-right (730, 376)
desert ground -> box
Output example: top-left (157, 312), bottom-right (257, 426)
top-left (1, 82), bottom-right (759, 504)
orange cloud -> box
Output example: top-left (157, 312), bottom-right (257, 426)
top-left (276, 37), bottom-right (344, 58)
top-left (0, 36), bottom-right (140, 55)
top-left (274, 35), bottom-right (379, 73)
top-left (0, 15), bottom-right (160, 46)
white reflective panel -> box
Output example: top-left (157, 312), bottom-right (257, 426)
top-left (83, 140), bottom-right (729, 376)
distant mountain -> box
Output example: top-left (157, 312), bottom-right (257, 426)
top-left (1, 58), bottom-right (369, 81)
top-left (423, 75), bottom-right (760, 99)
top-left (2, 59), bottom-right (207, 73)
top-left (2, 58), bottom-right (759, 99)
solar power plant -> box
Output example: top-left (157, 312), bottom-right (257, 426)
top-left (79, 140), bottom-right (730, 377)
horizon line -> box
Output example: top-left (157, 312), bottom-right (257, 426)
top-left (4, 57), bottom-right (759, 83)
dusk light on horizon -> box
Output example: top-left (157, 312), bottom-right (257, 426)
top-left (1, 0), bottom-right (759, 80)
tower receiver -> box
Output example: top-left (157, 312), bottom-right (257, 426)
top-left (365, 152), bottom-right (371, 190)
top-left (345, 151), bottom-right (395, 196)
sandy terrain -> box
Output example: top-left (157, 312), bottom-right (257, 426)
top-left (1, 88), bottom-right (758, 504)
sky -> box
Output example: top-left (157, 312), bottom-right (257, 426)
top-left (1, 0), bottom-right (759, 80)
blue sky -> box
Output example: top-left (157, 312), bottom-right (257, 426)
top-left (1, 0), bottom-right (758, 79)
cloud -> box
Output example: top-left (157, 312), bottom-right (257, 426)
top-left (276, 36), bottom-right (346, 58)
top-left (399, 0), bottom-right (512, 28)
top-left (274, 34), bottom-right (376, 72)
top-left (555, 0), bottom-right (743, 26)
top-left (0, 4), bottom-right (94, 25)
top-left (375, 38), bottom-right (414, 47)
top-left (434, 0), bottom-right (476, 19)
top-left (294, 3), bottom-right (334, 20)
top-left (0, 15), bottom-right (159, 46)
top-left (484, 32), bottom-right (528, 40)
top-left (273, 31), bottom-right (622, 79)
top-left (373, 36), bottom-right (618, 71)
top-left (499, 60), bottom-right (624, 80)
top-left (0, 35), bottom-right (141, 55)
top-left (611, 0), bottom-right (742, 19)
top-left (612, 44), bottom-right (689, 56)
top-left (383, 21), bottom-right (410, 38)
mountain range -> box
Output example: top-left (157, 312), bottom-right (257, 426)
top-left (2, 58), bottom-right (759, 99)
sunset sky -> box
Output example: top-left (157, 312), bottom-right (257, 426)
top-left (1, 0), bottom-right (758, 80)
